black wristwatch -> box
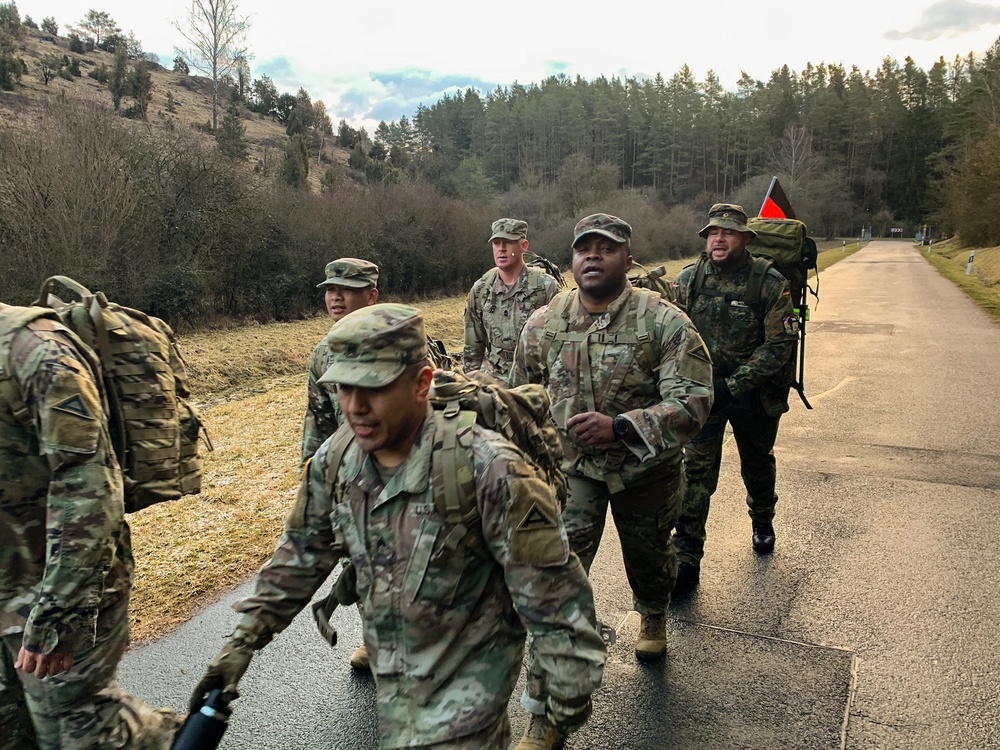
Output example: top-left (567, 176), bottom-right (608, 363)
top-left (612, 415), bottom-right (630, 441)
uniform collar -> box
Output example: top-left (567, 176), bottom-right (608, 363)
top-left (361, 404), bottom-right (435, 510)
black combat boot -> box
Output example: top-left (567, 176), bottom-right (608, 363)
top-left (752, 521), bottom-right (775, 554)
top-left (673, 561), bottom-right (700, 596)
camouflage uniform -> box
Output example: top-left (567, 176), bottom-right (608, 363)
top-left (463, 219), bottom-right (560, 384)
top-left (510, 283), bottom-right (713, 611)
top-left (225, 304), bottom-right (605, 749)
top-left (303, 260), bottom-right (455, 465)
top-left (671, 204), bottom-right (798, 565)
top-left (0, 304), bottom-right (178, 749)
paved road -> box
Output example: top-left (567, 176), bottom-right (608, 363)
top-left (119, 241), bottom-right (1000, 749)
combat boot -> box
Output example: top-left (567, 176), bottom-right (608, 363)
top-left (673, 561), bottom-right (700, 596)
top-left (752, 521), bottom-right (776, 554)
top-left (635, 613), bottom-right (667, 661)
top-left (515, 714), bottom-right (565, 750)
top-left (349, 643), bottom-right (371, 671)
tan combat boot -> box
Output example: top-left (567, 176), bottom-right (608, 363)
top-left (515, 714), bottom-right (565, 750)
top-left (635, 613), bottom-right (667, 660)
top-left (349, 643), bottom-right (371, 671)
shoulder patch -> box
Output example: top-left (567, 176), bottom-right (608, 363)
top-left (52, 394), bottom-right (93, 419)
top-left (517, 502), bottom-right (558, 531)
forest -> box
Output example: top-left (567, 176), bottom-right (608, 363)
top-left (3, 0), bottom-right (1000, 326)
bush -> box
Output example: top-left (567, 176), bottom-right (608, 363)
top-left (0, 29), bottom-right (23, 89)
top-left (41, 16), bottom-right (57, 35)
top-left (87, 63), bottom-right (109, 83)
top-left (68, 33), bottom-right (84, 53)
top-left (22, 15), bottom-right (36, 29)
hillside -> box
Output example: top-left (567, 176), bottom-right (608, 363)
top-left (0, 26), bottom-right (349, 189)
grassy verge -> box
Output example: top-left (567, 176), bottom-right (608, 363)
top-left (127, 245), bottom-right (863, 642)
top-left (920, 239), bottom-right (1000, 324)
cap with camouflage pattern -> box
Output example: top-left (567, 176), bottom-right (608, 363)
top-left (698, 203), bottom-right (757, 239)
top-left (317, 257), bottom-right (380, 289)
top-left (572, 214), bottom-right (632, 247)
top-left (318, 303), bottom-right (428, 387)
top-left (489, 218), bottom-right (528, 242)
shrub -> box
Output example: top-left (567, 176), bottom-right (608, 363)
top-left (87, 63), bottom-right (109, 83)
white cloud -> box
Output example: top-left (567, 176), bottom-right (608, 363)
top-left (17, 0), bottom-right (1000, 131)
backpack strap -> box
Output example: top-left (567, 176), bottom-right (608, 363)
top-left (432, 406), bottom-right (483, 556)
top-left (690, 255), bottom-right (710, 307)
top-left (633, 289), bottom-right (658, 372)
top-left (539, 293), bottom-right (574, 368)
top-left (480, 267), bottom-right (501, 311)
top-left (691, 255), bottom-right (772, 319)
top-left (745, 256), bottom-right (773, 308)
top-left (322, 422), bottom-right (358, 501)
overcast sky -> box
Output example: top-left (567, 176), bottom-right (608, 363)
top-left (16, 0), bottom-right (1000, 132)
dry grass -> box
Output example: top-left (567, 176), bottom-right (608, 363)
top-left (922, 238), bottom-right (1000, 323)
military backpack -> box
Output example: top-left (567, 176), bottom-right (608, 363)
top-left (32, 276), bottom-right (209, 511)
top-left (523, 251), bottom-right (567, 288)
top-left (628, 262), bottom-right (676, 304)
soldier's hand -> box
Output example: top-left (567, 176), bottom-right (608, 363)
top-left (711, 379), bottom-right (732, 413)
top-left (546, 694), bottom-right (592, 734)
top-left (15, 647), bottom-right (74, 678)
top-left (188, 639), bottom-right (254, 715)
top-left (566, 412), bottom-right (614, 445)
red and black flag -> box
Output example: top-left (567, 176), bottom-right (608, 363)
top-left (759, 176), bottom-right (796, 220)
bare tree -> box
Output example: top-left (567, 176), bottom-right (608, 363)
top-left (172, 0), bottom-right (252, 131)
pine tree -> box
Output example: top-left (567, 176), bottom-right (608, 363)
top-left (217, 102), bottom-right (249, 161)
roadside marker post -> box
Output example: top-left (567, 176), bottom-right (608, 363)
top-left (966, 250), bottom-right (976, 276)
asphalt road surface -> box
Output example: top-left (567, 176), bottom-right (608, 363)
top-left (119, 240), bottom-right (1000, 749)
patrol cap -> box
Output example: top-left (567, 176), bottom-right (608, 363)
top-left (318, 303), bottom-right (428, 388)
top-left (698, 203), bottom-right (757, 239)
top-left (572, 213), bottom-right (632, 247)
top-left (317, 258), bottom-right (380, 289)
top-left (489, 218), bottom-right (528, 242)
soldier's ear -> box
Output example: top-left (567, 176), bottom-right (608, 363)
top-left (414, 365), bottom-right (433, 400)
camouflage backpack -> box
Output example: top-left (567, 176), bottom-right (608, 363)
top-left (628, 262), bottom-right (676, 304)
top-left (33, 276), bottom-right (209, 512)
top-left (311, 368), bottom-right (566, 646)
top-left (523, 251), bottom-right (567, 288)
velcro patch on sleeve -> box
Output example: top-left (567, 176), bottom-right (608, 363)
top-left (509, 474), bottom-right (569, 567)
top-left (41, 369), bottom-right (100, 454)
top-left (678, 338), bottom-right (713, 386)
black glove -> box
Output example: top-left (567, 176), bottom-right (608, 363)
top-left (545, 694), bottom-right (593, 735)
top-left (711, 378), bottom-right (732, 414)
top-left (188, 638), bottom-right (255, 715)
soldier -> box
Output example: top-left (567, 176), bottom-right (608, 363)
top-left (301, 257), bottom-right (381, 673)
top-left (509, 213), bottom-right (711, 745)
top-left (190, 303), bottom-right (606, 750)
top-left (0, 303), bottom-right (179, 749)
top-left (302, 257), bottom-right (381, 465)
top-left (463, 218), bottom-right (560, 383)
top-left (670, 204), bottom-right (798, 594)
